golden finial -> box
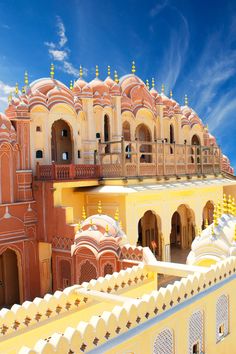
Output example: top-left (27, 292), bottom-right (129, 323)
top-left (95, 65), bottom-right (99, 78)
top-left (213, 204), bottom-right (218, 226)
top-left (107, 65), bottom-right (111, 77)
top-left (233, 225), bottom-right (236, 242)
top-left (50, 63), bottom-right (54, 79)
top-left (114, 70), bottom-right (119, 84)
top-left (152, 78), bottom-right (155, 88)
top-left (8, 92), bottom-right (12, 103)
top-left (114, 208), bottom-right (119, 222)
top-left (105, 224), bottom-right (109, 234)
top-left (232, 197), bottom-right (236, 216)
top-left (211, 225), bottom-right (215, 237)
top-left (205, 218), bottom-right (208, 228)
top-left (131, 61), bottom-right (136, 74)
top-left (184, 94), bottom-right (188, 106)
top-left (217, 201), bottom-right (222, 218)
top-left (161, 83), bottom-right (165, 94)
top-left (97, 200), bottom-right (102, 215)
top-left (79, 65), bottom-right (83, 79)
top-left (24, 71), bottom-right (29, 86)
top-left (146, 79), bottom-right (150, 90)
top-left (197, 227), bottom-right (201, 237)
top-left (170, 90), bottom-right (173, 99)
top-left (223, 194), bottom-right (228, 214)
top-left (70, 80), bottom-right (73, 90)
top-left (22, 86), bottom-right (25, 94)
top-left (82, 206), bottom-right (86, 220)
top-left (228, 195), bottom-right (232, 215)
top-left (15, 82), bottom-right (19, 95)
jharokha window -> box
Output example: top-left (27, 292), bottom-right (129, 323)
top-left (36, 150), bottom-right (43, 158)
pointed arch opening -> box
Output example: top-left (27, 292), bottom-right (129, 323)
top-left (51, 119), bottom-right (73, 164)
top-left (202, 200), bottom-right (214, 229)
top-left (137, 210), bottom-right (162, 259)
top-left (104, 114), bottom-right (110, 153)
top-left (135, 123), bottom-right (152, 163)
top-left (170, 205), bottom-right (195, 263)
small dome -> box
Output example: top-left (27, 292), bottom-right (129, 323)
top-left (89, 78), bottom-right (109, 95)
top-left (74, 78), bottom-right (87, 91)
top-left (29, 78), bottom-right (69, 96)
top-left (0, 113), bottom-right (16, 143)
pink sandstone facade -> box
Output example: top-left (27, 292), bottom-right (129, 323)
top-left (0, 66), bottom-right (234, 308)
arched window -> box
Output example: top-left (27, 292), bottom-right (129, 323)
top-left (125, 144), bottom-right (131, 160)
top-left (104, 114), bottom-right (110, 153)
top-left (170, 125), bottom-right (174, 144)
top-left (79, 260), bottom-right (97, 284)
top-left (153, 328), bottom-right (174, 354)
top-left (123, 121), bottom-right (131, 141)
top-left (36, 150), bottom-right (43, 158)
top-left (104, 263), bottom-right (113, 276)
top-left (189, 311), bottom-right (204, 354)
top-left (59, 259), bottom-right (71, 289)
top-left (216, 294), bottom-right (229, 342)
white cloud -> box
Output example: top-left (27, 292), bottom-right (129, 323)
top-left (56, 16), bottom-right (67, 48)
top-left (44, 16), bottom-right (84, 78)
top-left (0, 81), bottom-right (15, 94)
top-left (49, 49), bottom-right (68, 61)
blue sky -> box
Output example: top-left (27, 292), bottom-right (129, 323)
top-left (0, 0), bottom-right (236, 168)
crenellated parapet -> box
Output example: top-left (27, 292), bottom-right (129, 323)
top-left (1, 255), bottom-right (236, 353)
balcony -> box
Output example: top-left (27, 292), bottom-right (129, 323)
top-left (98, 139), bottom-right (224, 179)
top-left (35, 140), bottom-right (232, 181)
top-left (36, 162), bottom-right (101, 181)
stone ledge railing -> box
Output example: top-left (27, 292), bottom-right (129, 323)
top-left (17, 256), bottom-right (236, 354)
top-left (0, 265), bottom-right (149, 339)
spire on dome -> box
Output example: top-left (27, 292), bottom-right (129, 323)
top-left (97, 200), bottom-right (102, 215)
top-left (8, 92), bottom-right (12, 103)
top-left (107, 65), bottom-right (111, 77)
top-left (82, 206), bottom-right (86, 220)
top-left (170, 90), bottom-right (173, 99)
top-left (146, 79), bottom-right (150, 90)
top-left (204, 218), bottom-right (208, 228)
top-left (50, 63), bottom-right (55, 79)
top-left (114, 70), bottom-right (119, 84)
top-left (114, 208), bottom-right (119, 222)
top-left (95, 65), bottom-right (99, 78)
top-left (184, 94), bottom-right (188, 106)
top-left (15, 82), bottom-right (19, 95)
top-left (70, 80), bottom-right (73, 90)
top-left (131, 61), bottom-right (136, 74)
top-left (22, 86), bottom-right (26, 94)
top-left (161, 83), bottom-right (165, 94)
top-left (79, 65), bottom-right (83, 79)
top-left (24, 70), bottom-right (29, 86)
top-left (152, 78), bottom-right (155, 89)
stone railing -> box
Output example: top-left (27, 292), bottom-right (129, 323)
top-left (99, 139), bottom-right (224, 178)
top-left (5, 257), bottom-right (236, 353)
top-left (36, 162), bottom-right (101, 181)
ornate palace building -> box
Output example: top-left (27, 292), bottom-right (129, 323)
top-left (0, 61), bottom-right (235, 313)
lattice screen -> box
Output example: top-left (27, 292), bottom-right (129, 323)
top-left (153, 328), bottom-right (174, 354)
top-left (216, 294), bottom-right (229, 342)
top-left (188, 310), bottom-right (204, 354)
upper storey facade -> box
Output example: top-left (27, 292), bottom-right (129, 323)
top-left (2, 67), bottom-right (234, 180)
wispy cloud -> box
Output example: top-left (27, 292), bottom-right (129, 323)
top-left (150, 0), bottom-right (168, 17)
top-left (156, 6), bottom-right (189, 92)
top-left (0, 81), bottom-right (15, 112)
top-left (1, 24), bottom-right (10, 30)
top-left (44, 16), bottom-right (82, 78)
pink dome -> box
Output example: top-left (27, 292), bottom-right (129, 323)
top-left (0, 113), bottom-right (16, 143)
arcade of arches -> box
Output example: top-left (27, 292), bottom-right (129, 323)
top-left (137, 203), bottom-right (213, 263)
top-left (0, 249), bottom-right (20, 307)
top-left (51, 119), bottom-right (73, 164)
top-left (135, 124), bottom-right (152, 163)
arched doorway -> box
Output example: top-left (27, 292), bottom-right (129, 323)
top-left (202, 201), bottom-right (214, 228)
top-left (170, 205), bottom-right (195, 263)
top-left (191, 135), bottom-right (201, 145)
top-left (0, 249), bottom-right (20, 307)
top-left (191, 134), bottom-right (201, 165)
top-left (51, 119), bottom-right (73, 164)
top-left (170, 124), bottom-right (174, 144)
top-left (104, 114), bottom-right (110, 153)
top-left (135, 124), bottom-right (152, 163)
top-left (137, 211), bottom-right (162, 259)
